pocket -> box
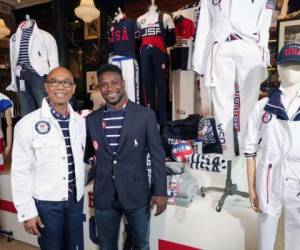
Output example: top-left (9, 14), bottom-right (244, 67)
top-left (33, 139), bottom-right (60, 164)
top-left (266, 164), bottom-right (272, 204)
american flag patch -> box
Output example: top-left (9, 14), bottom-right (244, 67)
top-left (266, 0), bottom-right (274, 9)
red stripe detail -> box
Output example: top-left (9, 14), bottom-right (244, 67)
top-left (159, 239), bottom-right (202, 250)
top-left (0, 199), bottom-right (17, 213)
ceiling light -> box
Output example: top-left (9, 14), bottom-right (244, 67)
top-left (74, 0), bottom-right (100, 23)
top-left (0, 19), bottom-right (10, 39)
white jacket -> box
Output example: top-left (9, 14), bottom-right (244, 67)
top-left (7, 21), bottom-right (59, 92)
top-left (244, 89), bottom-right (300, 216)
top-left (193, 0), bottom-right (273, 76)
top-left (11, 99), bottom-right (86, 222)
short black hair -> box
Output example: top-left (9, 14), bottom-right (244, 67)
top-left (96, 64), bottom-right (123, 79)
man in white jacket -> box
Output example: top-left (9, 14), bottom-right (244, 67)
top-left (11, 67), bottom-right (86, 250)
top-left (8, 19), bottom-right (59, 116)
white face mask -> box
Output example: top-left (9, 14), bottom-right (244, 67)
top-left (278, 64), bottom-right (300, 87)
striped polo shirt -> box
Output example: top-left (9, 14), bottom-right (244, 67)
top-left (49, 103), bottom-right (76, 193)
top-left (103, 101), bottom-right (127, 153)
top-left (17, 22), bottom-right (35, 71)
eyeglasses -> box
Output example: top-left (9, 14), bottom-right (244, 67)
top-left (45, 79), bottom-right (75, 88)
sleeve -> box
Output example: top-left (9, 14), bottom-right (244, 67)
top-left (7, 36), bottom-right (18, 92)
top-left (134, 20), bottom-right (140, 39)
top-left (0, 99), bottom-right (13, 113)
top-left (192, 0), bottom-right (212, 75)
top-left (190, 19), bottom-right (196, 38)
top-left (84, 117), bottom-right (95, 163)
top-left (243, 101), bottom-right (264, 159)
top-left (257, 0), bottom-right (273, 65)
top-left (46, 33), bottom-right (59, 70)
top-left (11, 121), bottom-right (38, 222)
top-left (146, 110), bottom-right (167, 196)
top-left (163, 13), bottom-right (175, 29)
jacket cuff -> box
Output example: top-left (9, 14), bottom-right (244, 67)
top-left (16, 200), bottom-right (38, 222)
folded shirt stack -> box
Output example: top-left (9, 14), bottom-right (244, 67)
top-left (166, 162), bottom-right (199, 207)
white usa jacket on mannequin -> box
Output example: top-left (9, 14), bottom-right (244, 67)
top-left (193, 0), bottom-right (273, 78)
top-left (7, 21), bottom-right (59, 92)
top-left (11, 99), bottom-right (86, 222)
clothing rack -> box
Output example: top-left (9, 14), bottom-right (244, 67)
top-left (0, 229), bottom-right (13, 241)
top-left (199, 160), bottom-right (248, 212)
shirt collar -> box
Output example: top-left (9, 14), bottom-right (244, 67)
top-left (105, 99), bottom-right (128, 112)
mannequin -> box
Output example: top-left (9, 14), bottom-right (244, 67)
top-left (137, 0), bottom-right (176, 125)
top-left (245, 43), bottom-right (300, 250)
top-left (109, 7), bottom-right (140, 103)
top-left (7, 17), bottom-right (59, 117)
top-left (0, 93), bottom-right (13, 172)
top-left (193, 0), bottom-right (273, 160)
top-left (170, 8), bottom-right (196, 120)
top-left (278, 0), bottom-right (300, 19)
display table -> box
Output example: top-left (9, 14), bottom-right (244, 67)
top-left (1, 162), bottom-right (259, 250)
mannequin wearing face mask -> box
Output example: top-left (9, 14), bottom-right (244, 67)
top-left (244, 43), bottom-right (300, 250)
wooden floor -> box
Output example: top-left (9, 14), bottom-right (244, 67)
top-left (0, 236), bottom-right (38, 250)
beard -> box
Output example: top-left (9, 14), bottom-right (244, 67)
top-left (105, 92), bottom-right (126, 106)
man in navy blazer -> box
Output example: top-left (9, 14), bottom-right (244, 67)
top-left (85, 64), bottom-right (167, 250)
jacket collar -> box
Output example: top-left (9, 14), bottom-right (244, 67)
top-left (264, 89), bottom-right (300, 121)
top-left (39, 98), bottom-right (77, 122)
top-left (15, 20), bottom-right (39, 38)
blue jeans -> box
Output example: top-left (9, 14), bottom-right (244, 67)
top-left (95, 199), bottom-right (150, 250)
top-left (35, 192), bottom-right (84, 250)
top-left (16, 68), bottom-right (46, 117)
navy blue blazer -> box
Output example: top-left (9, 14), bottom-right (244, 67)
top-left (85, 100), bottom-right (167, 210)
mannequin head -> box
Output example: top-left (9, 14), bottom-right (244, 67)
top-left (148, 0), bottom-right (158, 13)
top-left (114, 7), bottom-right (124, 22)
top-left (277, 43), bottom-right (300, 87)
top-left (278, 64), bottom-right (300, 87)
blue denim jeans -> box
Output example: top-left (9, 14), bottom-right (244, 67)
top-left (35, 192), bottom-right (84, 250)
top-left (16, 68), bottom-right (46, 117)
top-left (95, 199), bottom-right (150, 250)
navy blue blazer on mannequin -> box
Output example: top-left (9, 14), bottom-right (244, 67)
top-left (85, 100), bottom-right (167, 210)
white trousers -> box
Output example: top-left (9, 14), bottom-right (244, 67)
top-left (258, 178), bottom-right (300, 250)
top-left (109, 55), bottom-right (140, 104)
top-left (206, 40), bottom-right (267, 160)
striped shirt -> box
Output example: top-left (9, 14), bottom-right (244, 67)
top-left (17, 22), bottom-right (35, 71)
top-left (49, 103), bottom-right (76, 193)
top-left (103, 104), bottom-right (126, 153)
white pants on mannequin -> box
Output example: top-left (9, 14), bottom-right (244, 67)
top-left (109, 55), bottom-right (140, 103)
top-left (258, 177), bottom-right (300, 250)
top-left (209, 39), bottom-right (267, 160)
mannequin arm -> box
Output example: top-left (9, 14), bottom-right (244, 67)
top-left (3, 108), bottom-right (12, 158)
top-left (278, 0), bottom-right (289, 19)
top-left (247, 158), bottom-right (261, 213)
